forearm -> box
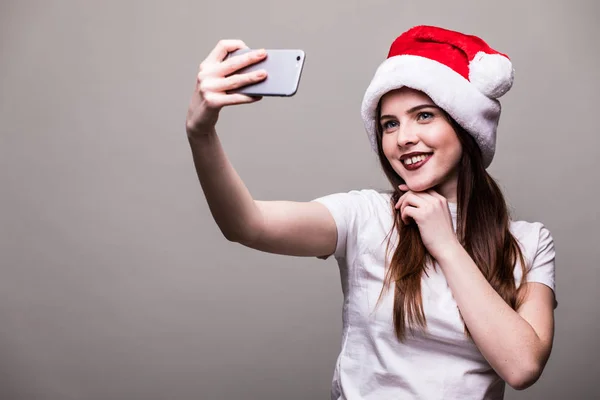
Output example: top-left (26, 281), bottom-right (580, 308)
top-left (188, 129), bottom-right (261, 242)
top-left (436, 244), bottom-right (544, 389)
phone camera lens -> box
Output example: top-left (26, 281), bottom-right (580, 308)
top-left (296, 56), bottom-right (301, 61)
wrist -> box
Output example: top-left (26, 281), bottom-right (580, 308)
top-left (187, 126), bottom-right (217, 144)
top-left (434, 239), bottom-right (465, 265)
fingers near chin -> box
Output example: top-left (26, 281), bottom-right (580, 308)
top-left (395, 197), bottom-right (403, 209)
top-left (428, 189), bottom-right (444, 200)
top-left (402, 206), bottom-right (417, 224)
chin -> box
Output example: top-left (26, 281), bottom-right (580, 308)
top-left (400, 172), bottom-right (445, 192)
top-left (402, 181), bottom-right (434, 192)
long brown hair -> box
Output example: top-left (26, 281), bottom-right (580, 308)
top-left (374, 101), bottom-right (528, 341)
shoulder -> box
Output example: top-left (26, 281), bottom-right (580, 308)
top-left (510, 218), bottom-right (556, 294)
top-left (509, 219), bottom-right (555, 256)
top-left (311, 188), bottom-right (394, 260)
top-left (312, 188), bottom-right (393, 219)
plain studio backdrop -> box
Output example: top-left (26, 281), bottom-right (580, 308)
top-left (1, 0), bottom-right (598, 399)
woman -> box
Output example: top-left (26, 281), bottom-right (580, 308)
top-left (185, 25), bottom-right (556, 400)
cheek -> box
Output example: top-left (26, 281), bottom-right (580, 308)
top-left (381, 136), bottom-right (407, 176)
top-left (428, 127), bottom-right (462, 164)
top-left (453, 147), bottom-right (463, 165)
top-left (447, 137), bottom-right (463, 165)
top-left (381, 135), bottom-right (397, 158)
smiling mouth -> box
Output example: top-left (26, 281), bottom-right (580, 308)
top-left (401, 153), bottom-right (433, 170)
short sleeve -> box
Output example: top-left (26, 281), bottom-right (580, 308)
top-left (525, 225), bottom-right (557, 306)
top-left (311, 189), bottom-right (377, 260)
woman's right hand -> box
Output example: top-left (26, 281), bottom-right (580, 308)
top-left (185, 39), bottom-right (268, 139)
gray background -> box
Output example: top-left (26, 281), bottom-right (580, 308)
top-left (1, 0), bottom-right (598, 399)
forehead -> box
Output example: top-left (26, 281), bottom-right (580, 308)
top-left (380, 87), bottom-right (436, 113)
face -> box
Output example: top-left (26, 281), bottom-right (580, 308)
top-left (379, 87), bottom-right (462, 201)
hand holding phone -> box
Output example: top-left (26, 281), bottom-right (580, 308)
top-left (186, 40), bottom-right (304, 138)
top-left (224, 48), bottom-right (306, 97)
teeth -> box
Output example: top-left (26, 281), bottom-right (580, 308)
top-left (403, 154), bottom-right (429, 165)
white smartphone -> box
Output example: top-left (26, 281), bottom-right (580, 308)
top-left (224, 48), bottom-right (306, 97)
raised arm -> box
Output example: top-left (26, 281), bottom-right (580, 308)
top-left (185, 40), bottom-right (337, 258)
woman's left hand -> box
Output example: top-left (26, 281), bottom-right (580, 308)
top-left (395, 184), bottom-right (461, 260)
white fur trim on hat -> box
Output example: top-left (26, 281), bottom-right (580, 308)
top-left (361, 55), bottom-right (501, 168)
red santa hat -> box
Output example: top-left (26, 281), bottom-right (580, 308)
top-left (361, 25), bottom-right (514, 168)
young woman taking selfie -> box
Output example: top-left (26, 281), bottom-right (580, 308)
top-left (185, 25), bottom-right (556, 400)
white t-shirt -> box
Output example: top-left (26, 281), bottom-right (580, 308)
top-left (312, 189), bottom-right (556, 400)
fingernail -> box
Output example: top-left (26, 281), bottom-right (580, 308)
top-left (257, 49), bottom-right (267, 56)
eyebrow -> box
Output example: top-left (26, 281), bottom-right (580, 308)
top-left (379, 104), bottom-right (440, 121)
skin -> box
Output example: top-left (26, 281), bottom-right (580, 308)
top-left (185, 40), bottom-right (555, 390)
top-left (186, 40), bottom-right (268, 136)
top-left (379, 87), bottom-right (462, 202)
top-left (379, 87), bottom-right (556, 390)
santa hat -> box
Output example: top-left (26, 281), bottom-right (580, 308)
top-left (361, 25), bottom-right (514, 168)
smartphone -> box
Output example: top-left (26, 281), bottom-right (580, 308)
top-left (224, 48), bottom-right (305, 97)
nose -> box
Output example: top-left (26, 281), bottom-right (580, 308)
top-left (396, 124), bottom-right (419, 147)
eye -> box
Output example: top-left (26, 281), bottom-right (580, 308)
top-left (417, 111), bottom-right (434, 121)
top-left (381, 120), bottom-right (399, 131)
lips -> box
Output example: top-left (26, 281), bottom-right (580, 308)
top-left (401, 152), bottom-right (433, 171)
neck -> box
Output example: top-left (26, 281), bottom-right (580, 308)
top-left (435, 180), bottom-right (458, 203)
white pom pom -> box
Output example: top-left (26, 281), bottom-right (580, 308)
top-left (469, 52), bottom-right (514, 98)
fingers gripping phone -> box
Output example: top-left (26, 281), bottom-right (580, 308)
top-left (225, 49), bottom-right (306, 97)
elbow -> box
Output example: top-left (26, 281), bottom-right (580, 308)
top-left (222, 229), bottom-right (241, 243)
top-left (222, 230), bottom-right (248, 244)
top-left (505, 362), bottom-right (542, 391)
top-left (220, 215), bottom-right (262, 245)
top-left (505, 341), bottom-right (552, 390)
top-left (224, 235), bottom-right (239, 243)
top-left (218, 224), bottom-right (244, 243)
top-left (221, 226), bottom-right (258, 246)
